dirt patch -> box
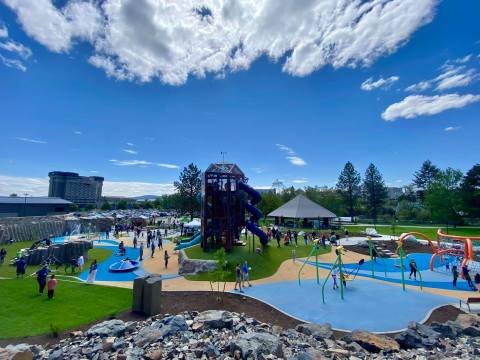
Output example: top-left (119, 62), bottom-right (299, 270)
top-left (0, 291), bottom-right (466, 347)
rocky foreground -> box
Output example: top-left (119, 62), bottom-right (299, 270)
top-left (2, 310), bottom-right (480, 360)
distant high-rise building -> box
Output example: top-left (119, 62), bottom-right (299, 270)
top-left (48, 171), bottom-right (104, 207)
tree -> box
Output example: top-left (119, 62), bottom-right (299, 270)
top-left (209, 248), bottom-right (229, 302)
top-left (174, 163), bottom-right (202, 220)
top-left (461, 164), bottom-right (480, 218)
top-left (258, 192), bottom-right (284, 217)
top-left (336, 161), bottom-right (361, 219)
top-left (68, 203), bottom-right (79, 212)
top-left (413, 160), bottom-right (440, 200)
top-left (84, 204), bottom-right (95, 211)
top-left (117, 200), bottom-right (128, 210)
top-left (362, 163), bottom-right (388, 225)
top-left (101, 201), bottom-right (112, 211)
top-left (9, 193), bottom-right (18, 197)
top-left (304, 187), bottom-right (346, 217)
top-left (425, 168), bottom-right (464, 227)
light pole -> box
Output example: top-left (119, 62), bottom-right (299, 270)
top-left (23, 193), bottom-right (29, 217)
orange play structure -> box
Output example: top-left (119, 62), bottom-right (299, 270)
top-left (398, 229), bottom-right (477, 278)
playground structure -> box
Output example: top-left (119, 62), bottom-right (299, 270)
top-left (398, 229), bottom-right (477, 278)
top-left (201, 163), bottom-right (268, 252)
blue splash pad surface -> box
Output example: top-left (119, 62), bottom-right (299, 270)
top-left (236, 278), bottom-right (456, 332)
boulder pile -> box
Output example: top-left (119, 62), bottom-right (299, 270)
top-left (2, 311), bottom-right (480, 359)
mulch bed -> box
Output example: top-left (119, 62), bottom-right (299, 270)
top-left (346, 239), bottom-right (434, 258)
top-left (1, 291), bottom-right (466, 347)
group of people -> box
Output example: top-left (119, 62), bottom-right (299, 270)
top-left (267, 227), bottom-right (343, 248)
top-left (234, 260), bottom-right (252, 293)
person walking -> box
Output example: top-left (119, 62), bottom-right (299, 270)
top-left (234, 263), bottom-right (243, 293)
top-left (36, 266), bottom-right (50, 294)
top-left (77, 255), bottom-right (85, 272)
top-left (475, 272), bottom-right (480, 292)
top-left (293, 231), bottom-right (298, 246)
top-left (158, 235), bottom-right (163, 249)
top-left (0, 248), bottom-right (6, 265)
top-left (409, 258), bottom-right (418, 280)
top-left (16, 257), bottom-right (27, 278)
top-left (452, 265), bottom-right (459, 288)
top-left (133, 236), bottom-right (138, 249)
top-left (47, 274), bottom-right (58, 299)
top-left (86, 260), bottom-right (98, 284)
top-left (150, 241), bottom-right (155, 258)
top-left (276, 232), bottom-right (281, 248)
top-left (242, 261), bottom-right (252, 287)
top-left (332, 266), bottom-right (339, 290)
top-left (139, 243), bottom-right (144, 261)
top-left (463, 265), bottom-right (475, 290)
top-left (164, 250), bottom-right (170, 269)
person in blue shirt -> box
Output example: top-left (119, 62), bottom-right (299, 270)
top-left (16, 257), bottom-right (27, 278)
top-left (242, 261), bottom-right (252, 288)
top-left (36, 266), bottom-right (51, 294)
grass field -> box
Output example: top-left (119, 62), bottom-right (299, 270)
top-left (343, 225), bottom-right (480, 240)
top-left (0, 240), bottom-right (131, 339)
top-left (0, 278), bottom-right (131, 339)
top-left (185, 241), bottom-right (331, 282)
top-left (0, 240), bottom-right (112, 278)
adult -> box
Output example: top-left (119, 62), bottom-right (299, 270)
top-left (275, 232), bottom-right (281, 248)
top-left (133, 236), bottom-right (138, 249)
top-left (86, 260), bottom-right (98, 284)
top-left (293, 231), bottom-right (298, 246)
top-left (234, 263), bottom-right (243, 293)
top-left (332, 266), bottom-right (339, 290)
top-left (344, 230), bottom-right (349, 241)
top-left (242, 261), bottom-right (252, 287)
top-left (452, 265), bottom-right (459, 288)
top-left (158, 235), bottom-right (163, 249)
top-left (16, 257), bottom-right (27, 278)
top-left (164, 250), bottom-right (170, 269)
top-left (36, 266), bottom-right (50, 294)
top-left (77, 255), bottom-right (85, 272)
top-left (463, 265), bottom-right (475, 290)
top-left (409, 259), bottom-right (418, 280)
top-left (475, 272), bottom-right (480, 292)
top-left (0, 248), bottom-right (6, 265)
top-left (47, 274), bottom-right (58, 299)
top-left (150, 241), bottom-right (155, 258)
top-left (139, 243), bottom-right (144, 261)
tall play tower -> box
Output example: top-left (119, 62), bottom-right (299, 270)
top-left (201, 162), bottom-right (268, 252)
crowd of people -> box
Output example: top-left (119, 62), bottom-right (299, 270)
top-left (266, 227), bottom-right (346, 248)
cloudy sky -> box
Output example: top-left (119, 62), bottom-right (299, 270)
top-left (0, 0), bottom-right (479, 197)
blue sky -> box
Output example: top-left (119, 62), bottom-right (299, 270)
top-left (0, 0), bottom-right (479, 196)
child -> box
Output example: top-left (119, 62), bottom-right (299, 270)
top-left (47, 274), bottom-right (57, 299)
top-left (15, 257), bottom-right (26, 278)
top-left (164, 250), bottom-right (170, 269)
top-left (452, 265), bottom-right (459, 288)
top-left (475, 272), bottom-right (480, 292)
top-left (444, 257), bottom-right (450, 272)
top-left (332, 266), bottom-right (339, 290)
top-left (234, 264), bottom-right (243, 293)
top-left (242, 261), bottom-right (252, 288)
top-left (463, 265), bottom-right (475, 290)
top-left (341, 272), bottom-right (347, 288)
top-left (409, 259), bottom-right (418, 280)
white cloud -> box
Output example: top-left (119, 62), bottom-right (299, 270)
top-left (275, 143), bottom-right (306, 166)
top-left (382, 94), bottom-right (480, 121)
top-left (89, 170), bottom-right (98, 173)
top-left (361, 76), bottom-right (399, 91)
top-left (0, 54), bottom-right (26, 71)
top-left (3, 0), bottom-right (438, 85)
top-left (0, 23), bottom-right (8, 38)
top-left (74, 130), bottom-right (82, 135)
top-left (292, 179), bottom-right (308, 184)
top-left (0, 40), bottom-right (32, 59)
top-left (126, 142), bottom-right (134, 146)
top-left (405, 80), bottom-right (432, 92)
top-left (122, 149), bottom-right (138, 155)
top-left (109, 159), bottom-right (178, 169)
top-left (444, 126), bottom-right (462, 132)
top-left (15, 137), bottom-right (47, 144)
top-left (0, 174), bottom-right (175, 197)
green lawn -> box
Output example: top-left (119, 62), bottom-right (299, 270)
top-left (0, 278), bottom-right (131, 339)
top-left (185, 241), bottom-right (331, 282)
top-left (344, 225), bottom-right (480, 240)
top-left (0, 240), bottom-right (112, 279)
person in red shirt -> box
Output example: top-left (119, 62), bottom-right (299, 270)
top-left (47, 274), bottom-right (58, 299)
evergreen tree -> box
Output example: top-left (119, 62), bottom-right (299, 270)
top-left (413, 160), bottom-right (440, 200)
top-left (101, 201), bottom-right (111, 211)
top-left (362, 163), bottom-right (388, 225)
top-left (117, 200), bottom-right (128, 210)
top-left (336, 161), bottom-right (361, 219)
top-left (461, 164), bottom-right (480, 218)
top-left (174, 163), bottom-right (202, 220)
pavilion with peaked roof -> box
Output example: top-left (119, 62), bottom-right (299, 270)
top-left (267, 194), bottom-right (337, 228)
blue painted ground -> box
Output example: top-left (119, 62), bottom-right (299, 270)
top-left (238, 279), bottom-right (457, 332)
top-left (307, 253), bottom-right (477, 292)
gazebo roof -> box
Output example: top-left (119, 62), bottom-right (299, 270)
top-left (268, 194), bottom-right (337, 219)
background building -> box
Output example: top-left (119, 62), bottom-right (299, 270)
top-left (48, 171), bottom-right (104, 207)
top-left (0, 196), bottom-right (72, 217)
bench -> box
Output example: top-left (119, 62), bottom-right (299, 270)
top-left (460, 297), bottom-right (480, 312)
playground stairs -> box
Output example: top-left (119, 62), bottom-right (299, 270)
top-left (375, 243), bottom-right (398, 258)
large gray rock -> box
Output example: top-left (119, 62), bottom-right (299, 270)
top-left (135, 314), bottom-right (189, 345)
top-left (395, 322), bottom-right (440, 349)
top-left (342, 331), bottom-right (400, 353)
top-left (5, 344), bottom-right (37, 360)
top-left (295, 323), bottom-right (334, 340)
top-left (230, 332), bottom-right (283, 359)
top-left (454, 313), bottom-right (480, 336)
top-left (178, 250), bottom-right (217, 275)
top-left (194, 310), bottom-right (234, 329)
top-left (86, 319), bottom-right (126, 338)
